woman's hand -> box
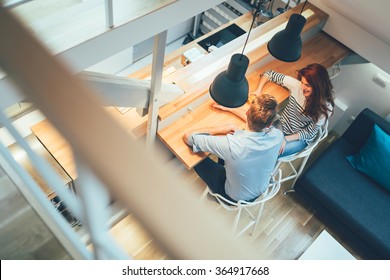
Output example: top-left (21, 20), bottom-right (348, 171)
top-left (279, 138), bottom-right (286, 155)
top-left (211, 103), bottom-right (231, 112)
top-left (212, 102), bottom-right (248, 121)
top-left (279, 134), bottom-right (299, 155)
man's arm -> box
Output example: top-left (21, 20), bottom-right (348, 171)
top-left (183, 124), bottom-right (238, 146)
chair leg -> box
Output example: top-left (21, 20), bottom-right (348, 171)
top-left (280, 161), bottom-right (298, 184)
top-left (199, 186), bottom-right (209, 201)
top-left (291, 155), bottom-right (310, 187)
top-left (232, 209), bottom-right (242, 237)
top-left (250, 202), bottom-right (265, 235)
top-left (283, 189), bottom-right (295, 194)
top-left (283, 154), bottom-right (311, 194)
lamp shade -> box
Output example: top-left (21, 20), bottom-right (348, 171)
top-left (209, 53), bottom-right (249, 108)
top-left (267, 13), bottom-right (307, 62)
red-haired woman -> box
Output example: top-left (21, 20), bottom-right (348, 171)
top-left (254, 63), bottom-right (334, 156)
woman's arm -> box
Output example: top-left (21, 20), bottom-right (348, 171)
top-left (285, 134), bottom-right (299, 142)
top-left (211, 103), bottom-right (248, 121)
top-left (297, 121), bottom-right (321, 142)
top-left (254, 73), bottom-right (270, 96)
top-left (255, 69), bottom-right (301, 97)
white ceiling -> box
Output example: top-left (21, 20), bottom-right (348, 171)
top-left (322, 0), bottom-right (390, 45)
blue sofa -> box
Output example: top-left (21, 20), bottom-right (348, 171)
top-left (295, 108), bottom-right (390, 259)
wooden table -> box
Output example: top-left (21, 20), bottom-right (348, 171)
top-left (31, 119), bottom-right (77, 180)
top-left (31, 107), bottom-right (146, 180)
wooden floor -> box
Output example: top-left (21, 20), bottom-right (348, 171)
top-left (109, 161), bottom-right (325, 260)
top-left (108, 131), bottom-right (360, 260)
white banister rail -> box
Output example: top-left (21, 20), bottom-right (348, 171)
top-left (0, 5), bottom-right (255, 259)
top-left (0, 116), bottom-right (92, 260)
top-left (75, 156), bottom-right (130, 259)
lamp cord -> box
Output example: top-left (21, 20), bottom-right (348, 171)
top-left (299, 0), bottom-right (308, 15)
top-left (240, 1), bottom-right (262, 60)
top-left (240, 0), bottom-right (307, 60)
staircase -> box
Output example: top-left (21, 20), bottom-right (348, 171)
top-left (199, 0), bottom-right (251, 35)
top-left (0, 165), bottom-right (71, 259)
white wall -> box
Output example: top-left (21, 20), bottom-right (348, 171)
top-left (303, 0), bottom-right (390, 134)
top-left (310, 0), bottom-right (390, 75)
top-left (331, 62), bottom-right (390, 135)
top-left (0, 0), bottom-right (224, 110)
top-left (85, 18), bottom-right (193, 75)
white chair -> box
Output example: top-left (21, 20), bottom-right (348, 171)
top-left (276, 120), bottom-right (329, 194)
top-left (200, 168), bottom-right (282, 238)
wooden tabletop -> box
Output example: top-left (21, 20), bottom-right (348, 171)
top-left (31, 118), bottom-right (77, 180)
top-left (30, 107), bottom-right (145, 180)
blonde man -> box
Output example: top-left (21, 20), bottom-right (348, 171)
top-left (183, 94), bottom-right (283, 202)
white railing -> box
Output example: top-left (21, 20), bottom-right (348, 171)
top-left (0, 3), bottom-right (254, 260)
top-left (0, 0), bottom-right (224, 110)
top-left (0, 112), bottom-right (92, 259)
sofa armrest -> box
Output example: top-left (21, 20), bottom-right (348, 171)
top-left (342, 108), bottom-right (390, 151)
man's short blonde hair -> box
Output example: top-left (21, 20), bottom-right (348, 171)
top-left (247, 94), bottom-right (278, 132)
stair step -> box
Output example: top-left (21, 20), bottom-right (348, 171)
top-left (0, 182), bottom-right (31, 228)
top-left (224, 0), bottom-right (251, 15)
top-left (0, 203), bottom-right (70, 259)
top-left (0, 176), bottom-right (18, 201)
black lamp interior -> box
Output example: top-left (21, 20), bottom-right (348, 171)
top-left (267, 0), bottom-right (307, 62)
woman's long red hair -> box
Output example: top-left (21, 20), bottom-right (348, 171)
top-left (297, 63), bottom-right (334, 122)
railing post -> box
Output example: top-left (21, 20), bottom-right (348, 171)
top-left (146, 30), bottom-right (167, 150)
top-left (105, 0), bottom-right (114, 28)
top-left (75, 156), bottom-right (130, 259)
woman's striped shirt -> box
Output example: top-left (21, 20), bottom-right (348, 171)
top-left (263, 69), bottom-right (332, 143)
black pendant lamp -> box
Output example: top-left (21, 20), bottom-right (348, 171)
top-left (209, 2), bottom-right (262, 108)
top-left (209, 54), bottom-right (249, 108)
top-left (267, 0), bottom-right (307, 62)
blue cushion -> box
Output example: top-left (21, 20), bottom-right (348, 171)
top-left (346, 124), bottom-right (390, 192)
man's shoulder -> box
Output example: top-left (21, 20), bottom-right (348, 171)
top-left (268, 127), bottom-right (284, 143)
top-left (268, 126), bottom-right (283, 135)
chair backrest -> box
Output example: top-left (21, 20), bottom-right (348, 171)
top-left (318, 118), bottom-right (329, 142)
top-left (279, 118), bottom-right (329, 161)
top-left (205, 168), bottom-right (282, 238)
top-left (211, 168), bottom-right (282, 209)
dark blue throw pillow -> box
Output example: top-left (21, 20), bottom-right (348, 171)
top-left (346, 124), bottom-right (390, 192)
